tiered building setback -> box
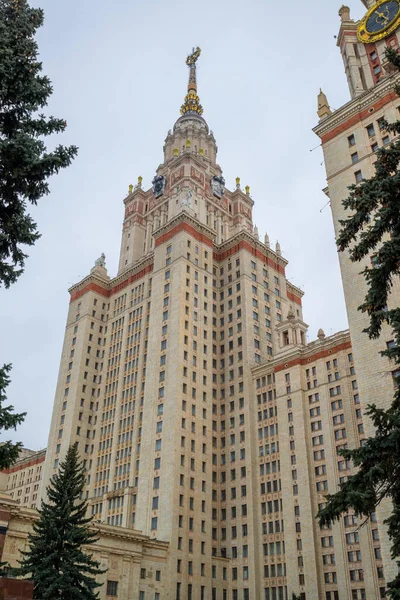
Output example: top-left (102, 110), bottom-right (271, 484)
top-left (3, 1), bottom-right (400, 598)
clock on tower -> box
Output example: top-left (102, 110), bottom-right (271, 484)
top-left (358, 0), bottom-right (400, 43)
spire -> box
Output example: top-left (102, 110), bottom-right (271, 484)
top-left (317, 89), bottom-right (332, 120)
top-left (180, 47), bottom-right (204, 116)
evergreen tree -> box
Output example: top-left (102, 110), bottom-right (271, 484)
top-left (0, 363), bottom-right (26, 469)
top-left (318, 48), bottom-right (400, 599)
top-left (0, 0), bottom-right (78, 289)
top-left (14, 444), bottom-right (104, 600)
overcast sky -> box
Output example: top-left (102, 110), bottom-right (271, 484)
top-left (0, 0), bottom-right (366, 450)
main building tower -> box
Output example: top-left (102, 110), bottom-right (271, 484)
top-left (41, 47), bottom-right (306, 600)
top-left (33, 40), bottom-right (393, 600)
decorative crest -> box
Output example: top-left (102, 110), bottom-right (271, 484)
top-left (152, 175), bottom-right (166, 198)
top-left (186, 47), bottom-right (201, 67)
top-left (180, 47), bottom-right (204, 116)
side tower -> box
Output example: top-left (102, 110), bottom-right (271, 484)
top-left (313, 0), bottom-right (400, 589)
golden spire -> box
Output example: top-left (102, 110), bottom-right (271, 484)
top-left (180, 47), bottom-right (204, 116)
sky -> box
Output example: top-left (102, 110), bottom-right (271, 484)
top-left (0, 0), bottom-right (366, 450)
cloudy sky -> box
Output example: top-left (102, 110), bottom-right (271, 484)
top-left (0, 0), bottom-right (366, 449)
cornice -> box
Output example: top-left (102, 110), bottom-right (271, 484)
top-left (111, 255), bottom-right (154, 288)
top-left (287, 281), bottom-right (304, 298)
top-left (337, 21), bottom-right (358, 47)
top-left (217, 229), bottom-right (288, 269)
top-left (313, 73), bottom-right (400, 139)
top-left (251, 329), bottom-right (351, 378)
top-left (153, 209), bottom-right (215, 243)
top-left (68, 272), bottom-right (111, 297)
top-left (93, 522), bottom-right (168, 550)
top-left (69, 255), bottom-right (154, 299)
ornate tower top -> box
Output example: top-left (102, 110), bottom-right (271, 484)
top-left (180, 47), bottom-right (204, 116)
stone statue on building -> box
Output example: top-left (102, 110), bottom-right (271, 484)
top-left (95, 253), bottom-right (106, 268)
top-left (181, 188), bottom-right (193, 209)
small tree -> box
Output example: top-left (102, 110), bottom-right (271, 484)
top-left (0, 0), bottom-right (78, 289)
top-left (318, 48), bottom-right (400, 599)
top-left (0, 363), bottom-right (26, 469)
top-left (14, 444), bottom-right (104, 600)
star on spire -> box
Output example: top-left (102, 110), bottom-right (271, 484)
top-left (180, 47), bottom-right (204, 116)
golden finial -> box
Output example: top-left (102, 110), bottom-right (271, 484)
top-left (138, 176), bottom-right (143, 187)
top-left (128, 183), bottom-right (133, 194)
top-left (186, 139), bottom-right (191, 148)
top-left (186, 47), bottom-right (201, 67)
top-left (236, 177), bottom-right (241, 188)
top-left (173, 148), bottom-right (179, 157)
top-left (199, 148), bottom-right (204, 156)
top-left (180, 46), bottom-right (204, 116)
top-left (245, 185), bottom-right (250, 195)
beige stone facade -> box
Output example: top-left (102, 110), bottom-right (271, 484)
top-left (0, 449), bottom-right (45, 510)
top-left (2, 6), bottom-right (400, 598)
top-left (253, 329), bottom-right (385, 600)
top-left (0, 492), bottom-right (168, 600)
top-left (313, 3), bottom-right (400, 588)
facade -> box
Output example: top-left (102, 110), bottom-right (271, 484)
top-left (0, 448), bottom-right (45, 510)
top-left (313, 0), bottom-right (400, 587)
top-left (253, 328), bottom-right (385, 600)
top-left (0, 492), bottom-right (169, 600)
top-left (1, 2), bottom-right (400, 598)
top-left (40, 46), bottom-right (307, 600)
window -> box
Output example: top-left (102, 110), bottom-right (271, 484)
top-left (392, 368), bottom-right (400, 388)
top-left (355, 170), bottom-right (363, 183)
top-left (383, 135), bottom-right (390, 146)
top-left (107, 581), bottom-right (118, 596)
top-left (366, 124), bottom-right (375, 137)
top-left (348, 134), bottom-right (356, 146)
top-left (346, 532), bottom-right (360, 544)
top-left (351, 152), bottom-right (359, 164)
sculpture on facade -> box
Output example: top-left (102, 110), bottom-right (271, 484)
top-left (94, 253), bottom-right (106, 268)
top-left (152, 175), bottom-right (166, 198)
top-left (210, 175), bottom-right (225, 199)
top-left (181, 188), bottom-right (193, 209)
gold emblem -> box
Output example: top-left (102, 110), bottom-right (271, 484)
top-left (186, 47), bottom-right (201, 66)
top-left (357, 0), bottom-right (400, 43)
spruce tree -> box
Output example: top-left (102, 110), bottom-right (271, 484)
top-left (14, 444), bottom-right (104, 600)
top-left (0, 0), bottom-right (78, 289)
top-left (318, 48), bottom-right (400, 599)
top-left (0, 363), bottom-right (26, 469)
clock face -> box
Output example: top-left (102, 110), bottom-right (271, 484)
top-left (358, 0), bottom-right (400, 43)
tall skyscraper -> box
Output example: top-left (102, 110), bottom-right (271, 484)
top-left (314, 0), bottom-right (400, 587)
top-left (41, 46), bottom-right (307, 599)
top-left (14, 4), bottom-right (397, 598)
